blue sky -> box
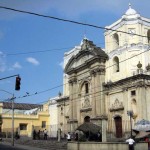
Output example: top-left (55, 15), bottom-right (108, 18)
top-left (0, 0), bottom-right (149, 104)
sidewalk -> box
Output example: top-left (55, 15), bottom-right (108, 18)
top-left (1, 141), bottom-right (46, 150)
top-left (1, 138), bottom-right (67, 150)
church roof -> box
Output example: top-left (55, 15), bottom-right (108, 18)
top-left (122, 3), bottom-right (141, 20)
top-left (64, 39), bottom-right (108, 74)
top-left (125, 3), bottom-right (137, 15)
top-left (80, 39), bottom-right (107, 56)
top-left (104, 4), bottom-right (150, 33)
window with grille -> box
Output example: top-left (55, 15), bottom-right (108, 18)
top-left (131, 90), bottom-right (136, 96)
top-left (42, 121), bottom-right (46, 128)
top-left (20, 124), bottom-right (27, 130)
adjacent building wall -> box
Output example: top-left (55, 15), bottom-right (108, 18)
top-left (68, 142), bottom-right (148, 150)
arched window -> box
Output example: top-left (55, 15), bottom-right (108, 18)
top-left (81, 81), bottom-right (90, 95)
top-left (85, 82), bottom-right (89, 94)
top-left (147, 30), bottom-right (150, 44)
top-left (113, 56), bottom-right (119, 72)
top-left (113, 33), bottom-right (119, 49)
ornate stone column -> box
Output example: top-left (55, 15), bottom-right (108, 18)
top-left (98, 68), bottom-right (106, 115)
top-left (72, 78), bottom-right (77, 120)
top-left (68, 80), bottom-right (73, 120)
top-left (137, 84), bottom-right (147, 119)
top-left (101, 116), bottom-right (107, 142)
top-left (98, 67), bottom-right (107, 142)
top-left (122, 87), bottom-right (129, 133)
top-left (95, 68), bottom-right (101, 116)
top-left (68, 77), bottom-right (78, 132)
top-left (90, 69), bottom-right (96, 117)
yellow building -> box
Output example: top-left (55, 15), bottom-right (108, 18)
top-left (0, 102), bottom-right (49, 137)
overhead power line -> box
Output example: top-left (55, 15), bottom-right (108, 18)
top-left (17, 71), bottom-right (150, 106)
top-left (0, 6), bottom-right (149, 39)
top-left (4, 37), bottom-right (146, 56)
top-left (6, 47), bottom-right (73, 56)
top-left (16, 47), bottom-right (150, 102)
top-left (1, 6), bottom-right (149, 103)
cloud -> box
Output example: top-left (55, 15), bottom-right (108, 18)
top-left (8, 62), bottom-right (22, 71)
top-left (0, 0), bottom-right (54, 20)
top-left (0, 0), bottom-right (149, 20)
top-left (47, 1), bottom-right (150, 18)
top-left (26, 57), bottom-right (40, 66)
top-left (12, 62), bottom-right (22, 69)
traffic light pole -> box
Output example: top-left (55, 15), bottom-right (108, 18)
top-left (11, 95), bottom-right (14, 146)
top-left (0, 75), bottom-right (20, 146)
top-left (0, 74), bottom-right (19, 80)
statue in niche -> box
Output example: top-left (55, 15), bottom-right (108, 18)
top-left (83, 96), bottom-right (91, 108)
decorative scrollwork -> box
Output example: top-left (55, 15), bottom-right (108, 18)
top-left (109, 99), bottom-right (124, 112)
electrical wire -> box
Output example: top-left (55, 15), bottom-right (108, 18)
top-left (16, 73), bottom-right (148, 109)
top-left (0, 6), bottom-right (149, 39)
top-left (14, 46), bottom-right (150, 103)
top-left (0, 6), bottom-right (150, 104)
top-left (4, 36), bottom-right (148, 56)
top-left (5, 47), bottom-right (74, 56)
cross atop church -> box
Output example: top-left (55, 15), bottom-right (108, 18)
top-left (129, 3), bottom-right (131, 9)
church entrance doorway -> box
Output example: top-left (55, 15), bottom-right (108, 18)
top-left (114, 116), bottom-right (122, 138)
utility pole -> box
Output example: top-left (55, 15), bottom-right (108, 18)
top-left (0, 90), bottom-right (15, 146)
top-left (0, 75), bottom-right (20, 146)
top-left (11, 94), bottom-right (14, 146)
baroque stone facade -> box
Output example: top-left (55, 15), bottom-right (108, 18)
top-left (56, 4), bottom-right (150, 141)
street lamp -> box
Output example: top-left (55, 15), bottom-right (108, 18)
top-left (127, 110), bottom-right (133, 137)
top-left (0, 90), bottom-right (15, 146)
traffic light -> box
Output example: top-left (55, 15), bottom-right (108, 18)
top-left (15, 76), bottom-right (21, 91)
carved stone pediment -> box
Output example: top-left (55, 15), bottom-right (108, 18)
top-left (64, 39), bottom-right (108, 75)
top-left (109, 99), bottom-right (124, 112)
top-left (64, 52), bottom-right (94, 74)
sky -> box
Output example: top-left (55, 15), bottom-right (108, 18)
top-left (0, 0), bottom-right (149, 104)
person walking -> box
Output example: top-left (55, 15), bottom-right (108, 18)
top-left (33, 129), bottom-right (36, 140)
top-left (126, 137), bottom-right (135, 150)
top-left (38, 130), bottom-right (41, 140)
top-left (67, 132), bottom-right (71, 141)
top-left (44, 129), bottom-right (48, 140)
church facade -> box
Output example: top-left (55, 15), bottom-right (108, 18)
top-left (56, 4), bottom-right (150, 141)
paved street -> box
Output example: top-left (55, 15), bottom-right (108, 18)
top-left (0, 143), bottom-right (26, 150)
top-left (1, 138), bottom-right (67, 150)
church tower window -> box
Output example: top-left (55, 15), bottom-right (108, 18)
top-left (113, 33), bottom-right (119, 49)
top-left (131, 90), bottom-right (136, 96)
top-left (113, 56), bottom-right (120, 72)
top-left (85, 82), bottom-right (89, 94)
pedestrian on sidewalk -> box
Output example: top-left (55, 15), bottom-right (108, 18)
top-left (38, 130), bottom-right (41, 140)
top-left (126, 137), bottom-right (135, 150)
top-left (67, 132), bottom-right (71, 141)
top-left (44, 129), bottom-right (48, 140)
top-left (33, 129), bottom-right (36, 140)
